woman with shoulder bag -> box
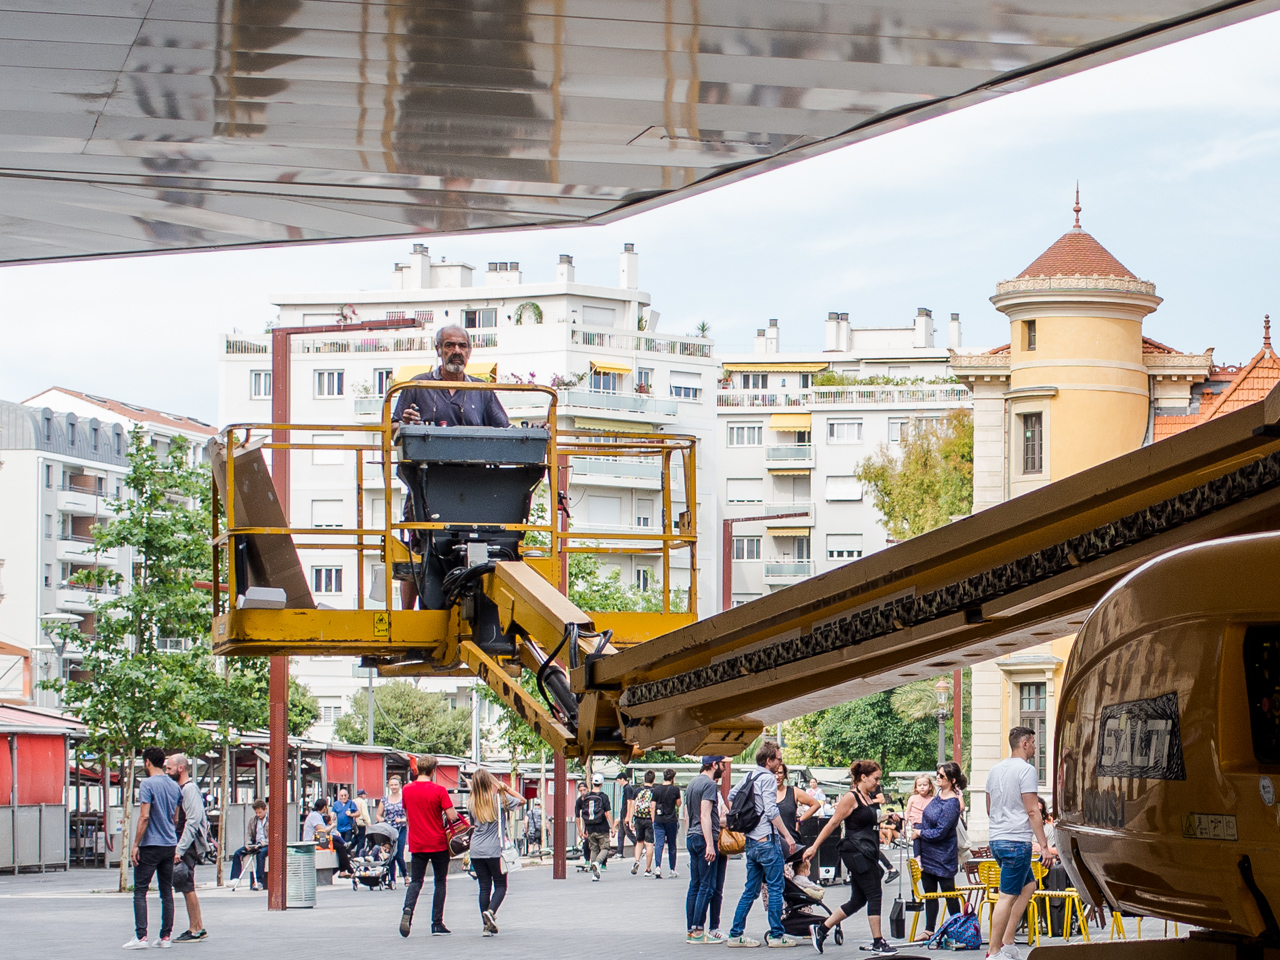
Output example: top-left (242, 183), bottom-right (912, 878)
top-left (916, 762), bottom-right (968, 941)
top-left (468, 768), bottom-right (527, 937)
top-left (802, 760), bottom-right (896, 956)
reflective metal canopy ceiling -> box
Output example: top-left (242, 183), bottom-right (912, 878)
top-left (1, 0), bottom-right (1272, 264)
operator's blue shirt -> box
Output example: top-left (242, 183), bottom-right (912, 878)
top-left (332, 798), bottom-right (357, 834)
top-left (391, 368), bottom-right (509, 428)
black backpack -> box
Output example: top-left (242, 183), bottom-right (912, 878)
top-left (583, 793), bottom-right (608, 827)
top-left (725, 772), bottom-right (765, 834)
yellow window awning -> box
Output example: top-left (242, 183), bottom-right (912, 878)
top-left (722, 362), bottom-right (829, 373)
top-left (393, 364), bottom-right (433, 384)
top-left (768, 468), bottom-right (812, 476)
top-left (590, 359), bottom-right (632, 375)
top-left (769, 413), bottom-right (812, 430)
top-left (394, 362), bottom-right (496, 383)
top-left (466, 361), bottom-right (497, 380)
top-left (768, 527), bottom-right (811, 537)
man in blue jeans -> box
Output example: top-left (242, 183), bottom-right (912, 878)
top-left (985, 726), bottom-right (1057, 960)
top-left (726, 741), bottom-right (799, 948)
top-left (685, 756), bottom-right (729, 943)
top-left (123, 746), bottom-right (182, 950)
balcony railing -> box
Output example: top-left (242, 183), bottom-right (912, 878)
top-left (717, 386), bottom-right (971, 407)
top-left (559, 389), bottom-right (679, 417)
top-left (57, 581), bottom-right (120, 596)
top-left (764, 561), bottom-right (814, 578)
top-left (224, 337), bottom-right (269, 355)
top-left (765, 444), bottom-right (813, 461)
top-left (569, 457), bottom-right (663, 480)
top-left (571, 328), bottom-right (712, 358)
top-left (765, 502), bottom-right (813, 518)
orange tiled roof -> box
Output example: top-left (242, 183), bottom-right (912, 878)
top-left (1152, 414), bottom-right (1199, 443)
top-left (1017, 227), bottom-right (1138, 280)
top-left (24, 386), bottom-right (217, 437)
top-left (1153, 331), bottom-right (1280, 441)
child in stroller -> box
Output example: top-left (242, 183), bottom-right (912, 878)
top-left (351, 841), bottom-right (395, 891)
top-left (778, 849), bottom-right (843, 944)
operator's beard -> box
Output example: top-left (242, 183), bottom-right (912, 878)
top-left (443, 356), bottom-right (466, 374)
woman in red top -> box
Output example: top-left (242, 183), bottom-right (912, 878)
top-left (399, 755), bottom-right (462, 938)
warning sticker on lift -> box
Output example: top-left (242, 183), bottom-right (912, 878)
top-left (1182, 813), bottom-right (1238, 841)
top-left (374, 612), bottom-right (389, 638)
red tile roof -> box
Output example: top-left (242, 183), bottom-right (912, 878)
top-left (1154, 331), bottom-right (1280, 441)
top-left (25, 387), bottom-right (216, 437)
top-left (1017, 228), bottom-right (1138, 280)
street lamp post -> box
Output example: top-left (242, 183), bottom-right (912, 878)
top-left (934, 677), bottom-right (950, 766)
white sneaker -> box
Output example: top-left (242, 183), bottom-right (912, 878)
top-left (122, 938), bottom-right (148, 951)
top-left (154, 938), bottom-right (172, 950)
top-left (706, 930), bottom-right (728, 944)
top-left (765, 934), bottom-right (799, 948)
top-left (1000, 946), bottom-right (1022, 960)
top-left (669, 869), bottom-right (680, 878)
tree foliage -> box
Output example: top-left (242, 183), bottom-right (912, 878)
top-left (783, 693), bottom-right (940, 773)
top-left (854, 409), bottom-right (974, 541)
top-left (335, 680), bottom-right (471, 755)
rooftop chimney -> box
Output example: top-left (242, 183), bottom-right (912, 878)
top-left (484, 260), bottom-right (522, 286)
top-left (914, 307), bottom-right (934, 348)
top-left (409, 244), bottom-right (431, 288)
top-left (557, 254), bottom-right (575, 283)
top-left (754, 328), bottom-right (768, 354)
top-left (949, 312), bottom-right (962, 350)
top-left (765, 318), bottom-right (780, 354)
top-left (824, 312), bottom-right (842, 352)
top-left (620, 243), bottom-right (638, 289)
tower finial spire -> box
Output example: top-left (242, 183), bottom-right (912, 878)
top-left (1266, 314), bottom-right (1272, 353)
top-left (1073, 182), bottom-right (1081, 229)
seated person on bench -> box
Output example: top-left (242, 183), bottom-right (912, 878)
top-left (391, 324), bottom-right (510, 611)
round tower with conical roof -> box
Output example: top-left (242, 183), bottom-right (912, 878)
top-left (989, 194), bottom-right (1161, 494)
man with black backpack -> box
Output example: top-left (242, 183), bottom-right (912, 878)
top-left (629, 771), bottom-right (657, 876)
top-left (577, 774), bottom-right (615, 880)
top-left (725, 741), bottom-right (799, 948)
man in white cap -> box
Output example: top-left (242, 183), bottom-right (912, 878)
top-left (578, 773), bottom-right (615, 880)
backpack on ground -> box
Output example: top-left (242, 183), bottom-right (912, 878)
top-left (634, 787), bottom-right (653, 819)
top-left (927, 909), bottom-right (982, 950)
top-left (725, 772), bottom-right (764, 835)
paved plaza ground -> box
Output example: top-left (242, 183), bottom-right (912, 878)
top-left (0, 854), bottom-right (1170, 958)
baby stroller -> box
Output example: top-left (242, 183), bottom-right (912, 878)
top-left (350, 854), bottom-right (393, 891)
top-left (779, 852), bottom-right (843, 944)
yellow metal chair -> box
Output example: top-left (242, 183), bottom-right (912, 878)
top-left (1031, 861), bottom-right (1090, 942)
top-left (978, 859), bottom-right (1043, 949)
top-left (906, 859), bottom-right (984, 942)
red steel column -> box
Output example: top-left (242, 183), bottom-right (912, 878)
top-left (553, 750), bottom-right (567, 879)
top-left (722, 519), bottom-right (735, 612)
top-left (267, 327), bottom-right (291, 911)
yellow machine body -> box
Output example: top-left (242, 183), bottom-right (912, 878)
top-left (1056, 531), bottom-right (1280, 938)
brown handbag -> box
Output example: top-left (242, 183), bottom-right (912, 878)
top-left (446, 815), bottom-right (473, 857)
top-left (718, 829), bottom-right (746, 856)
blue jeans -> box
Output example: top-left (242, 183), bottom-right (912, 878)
top-left (230, 846), bottom-right (267, 885)
top-left (730, 835), bottom-right (785, 940)
top-left (654, 821), bottom-right (678, 870)
top-left (990, 840), bottom-right (1035, 895)
top-left (686, 835), bottom-right (728, 931)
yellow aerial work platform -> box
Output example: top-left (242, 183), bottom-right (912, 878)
top-left (211, 381), bottom-right (698, 759)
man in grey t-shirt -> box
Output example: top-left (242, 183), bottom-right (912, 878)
top-left (985, 727), bottom-right (1057, 960)
top-left (684, 756), bottom-right (728, 943)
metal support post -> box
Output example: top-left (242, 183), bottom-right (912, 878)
top-left (366, 668), bottom-right (374, 746)
top-left (267, 656), bottom-right (288, 911)
top-left (553, 749), bottom-right (567, 879)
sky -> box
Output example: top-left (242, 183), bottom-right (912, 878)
top-left (5, 10), bottom-right (1280, 424)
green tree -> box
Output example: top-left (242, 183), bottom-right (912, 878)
top-left (289, 674), bottom-right (321, 736)
top-left (783, 693), bottom-right (939, 773)
top-left (334, 680), bottom-right (471, 755)
top-left (854, 409), bottom-right (974, 541)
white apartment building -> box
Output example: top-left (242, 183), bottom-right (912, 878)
top-left (217, 244), bottom-right (718, 741)
top-left (0, 392), bottom-right (219, 707)
top-left (717, 310), bottom-right (971, 606)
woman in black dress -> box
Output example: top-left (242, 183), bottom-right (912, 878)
top-left (802, 760), bottom-right (895, 956)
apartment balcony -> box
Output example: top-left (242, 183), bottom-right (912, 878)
top-left (56, 537), bottom-right (118, 564)
top-left (568, 456), bottom-right (663, 486)
top-left (55, 582), bottom-right (119, 613)
top-left (764, 561), bottom-right (814, 584)
top-left (353, 396), bottom-right (385, 417)
top-left (763, 502), bottom-right (814, 527)
top-left (558, 389), bottom-right (679, 421)
top-left (717, 385), bottom-right (971, 408)
top-left (56, 487), bottom-right (115, 517)
top-left (765, 444), bottom-right (814, 468)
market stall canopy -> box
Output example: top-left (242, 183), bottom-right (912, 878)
top-left (0, 0), bottom-right (1272, 264)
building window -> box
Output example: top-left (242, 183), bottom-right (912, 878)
top-left (45, 465), bottom-right (53, 489)
top-left (1024, 319), bottom-right (1037, 352)
top-left (251, 370), bottom-right (273, 399)
top-left (415, 310), bottom-right (433, 323)
top-left (1019, 682), bottom-right (1048, 780)
top-left (727, 423), bottom-right (763, 447)
top-left (311, 499), bottom-right (344, 528)
top-left (793, 537), bottom-right (811, 560)
top-left (741, 373), bottom-right (769, 389)
top-left (315, 370), bottom-right (344, 398)
top-left (825, 476), bottom-right (863, 501)
top-left (800, 373), bottom-right (813, 389)
top-left (43, 414), bottom-right (52, 441)
top-left (826, 420), bottom-right (862, 444)
top-left (670, 384), bottom-right (701, 400)
top-left (732, 537), bottom-right (762, 560)
top-left (726, 478), bottom-right (764, 503)
top-left (374, 369), bottom-right (394, 396)
top-left (635, 498), bottom-right (653, 528)
top-left (385, 310), bottom-right (406, 321)
top-left (635, 567), bottom-right (653, 591)
top-left (1022, 412), bottom-right (1044, 474)
top-left (826, 534), bottom-right (863, 560)
top-left (114, 432), bottom-right (122, 456)
top-left (321, 704), bottom-right (344, 723)
top-left (888, 418), bottom-right (909, 442)
top-left (589, 370), bottom-right (618, 393)
top-left (91, 427), bottom-right (99, 451)
top-left (463, 308), bottom-right (497, 329)
top-left (44, 514), bottom-right (53, 539)
top-left (44, 564), bottom-right (52, 588)
top-left (636, 369), bottom-right (652, 390)
top-left (312, 566), bottom-right (344, 594)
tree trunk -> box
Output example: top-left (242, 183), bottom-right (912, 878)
top-left (218, 741), bottom-right (230, 885)
top-left (118, 749), bottom-right (134, 893)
